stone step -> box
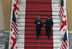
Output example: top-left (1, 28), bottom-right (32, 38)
top-left (18, 31), bottom-right (61, 35)
top-left (18, 12), bottom-right (59, 16)
top-left (17, 47), bottom-right (60, 49)
top-left (16, 41), bottom-right (61, 48)
top-left (18, 23), bottom-right (60, 27)
top-left (18, 26), bottom-right (60, 31)
top-left (17, 35), bottom-right (62, 39)
top-left (17, 19), bottom-right (60, 23)
top-left (19, 4), bottom-right (60, 11)
top-left (16, 16), bottom-right (60, 19)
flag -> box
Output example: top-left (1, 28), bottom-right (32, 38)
top-left (59, 0), bottom-right (67, 35)
top-left (59, 0), bottom-right (68, 49)
top-left (9, 0), bottom-right (19, 49)
top-left (60, 32), bottom-right (68, 49)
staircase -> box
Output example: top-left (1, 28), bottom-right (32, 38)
top-left (16, 0), bottom-right (62, 49)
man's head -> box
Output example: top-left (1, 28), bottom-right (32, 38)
top-left (37, 16), bottom-right (40, 19)
top-left (48, 15), bottom-right (50, 18)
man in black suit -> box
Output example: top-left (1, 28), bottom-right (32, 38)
top-left (35, 16), bottom-right (43, 39)
top-left (45, 15), bottom-right (53, 39)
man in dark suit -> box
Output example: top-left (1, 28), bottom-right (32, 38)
top-left (35, 16), bottom-right (43, 39)
top-left (45, 15), bottom-right (53, 39)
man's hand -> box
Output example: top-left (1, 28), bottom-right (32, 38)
top-left (38, 22), bottom-right (40, 24)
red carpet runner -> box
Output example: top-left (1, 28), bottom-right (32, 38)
top-left (24, 0), bottom-right (53, 49)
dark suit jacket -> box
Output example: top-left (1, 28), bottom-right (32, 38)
top-left (45, 18), bottom-right (53, 29)
top-left (35, 19), bottom-right (43, 30)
